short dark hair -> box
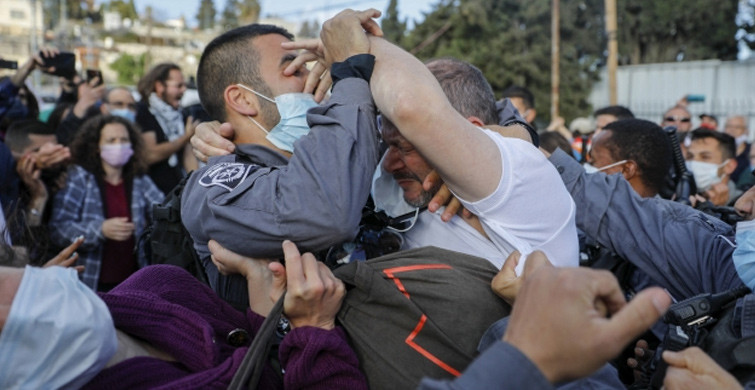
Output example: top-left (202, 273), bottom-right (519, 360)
top-left (137, 63), bottom-right (181, 104)
top-left (425, 58), bottom-right (499, 125)
top-left (594, 105), bottom-right (634, 120)
top-left (197, 24), bottom-right (294, 122)
top-left (501, 85), bottom-right (535, 109)
top-left (601, 119), bottom-right (672, 194)
top-left (4, 119), bottom-right (54, 155)
top-left (539, 131), bottom-right (574, 157)
top-left (688, 127), bottom-right (736, 160)
top-left (70, 115), bottom-right (148, 179)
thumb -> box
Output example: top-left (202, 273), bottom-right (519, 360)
top-left (269, 261), bottom-right (287, 293)
top-left (604, 287), bottom-right (671, 348)
top-left (423, 170), bottom-right (442, 191)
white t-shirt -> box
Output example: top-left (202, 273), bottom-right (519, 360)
top-left (372, 128), bottom-right (578, 273)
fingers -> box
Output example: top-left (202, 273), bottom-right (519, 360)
top-left (314, 71), bottom-right (332, 103)
top-left (441, 198), bottom-right (462, 222)
top-left (491, 251), bottom-right (521, 304)
top-left (282, 240), bottom-right (305, 288)
top-left (304, 61), bottom-right (327, 95)
top-left (355, 9), bottom-right (384, 37)
top-left (283, 50), bottom-right (319, 77)
top-left (43, 236), bottom-right (83, 268)
top-left (192, 121), bottom-right (235, 162)
top-left (521, 250), bottom-right (553, 276)
top-left (602, 287), bottom-right (670, 349)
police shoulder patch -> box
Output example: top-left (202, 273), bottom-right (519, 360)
top-left (199, 162), bottom-right (254, 191)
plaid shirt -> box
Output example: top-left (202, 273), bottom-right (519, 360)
top-left (49, 165), bottom-right (164, 289)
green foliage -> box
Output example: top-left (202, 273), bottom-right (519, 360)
top-left (382, 0), bottom-right (407, 45)
top-left (221, 0), bottom-right (240, 31)
top-left (617, 0), bottom-right (740, 63)
top-left (239, 0), bottom-right (261, 25)
top-left (197, 0), bottom-right (217, 30)
top-left (106, 0), bottom-right (138, 20)
top-left (298, 20), bottom-right (321, 38)
top-left (404, 0), bottom-right (600, 124)
top-left (403, 0), bottom-right (741, 124)
top-left (109, 53), bottom-right (146, 85)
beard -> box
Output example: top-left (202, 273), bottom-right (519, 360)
top-left (393, 171), bottom-right (442, 208)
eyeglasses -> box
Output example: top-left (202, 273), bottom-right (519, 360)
top-left (665, 116), bottom-right (691, 123)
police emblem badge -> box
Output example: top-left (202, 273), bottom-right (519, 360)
top-left (199, 162), bottom-right (254, 191)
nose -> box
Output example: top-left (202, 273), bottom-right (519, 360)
top-left (383, 147), bottom-right (405, 173)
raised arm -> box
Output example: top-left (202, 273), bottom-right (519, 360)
top-left (366, 36), bottom-right (501, 202)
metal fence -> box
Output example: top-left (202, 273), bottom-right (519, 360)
top-left (589, 59), bottom-right (755, 136)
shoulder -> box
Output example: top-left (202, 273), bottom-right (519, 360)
top-left (135, 102), bottom-right (158, 131)
top-left (67, 164), bottom-right (94, 181)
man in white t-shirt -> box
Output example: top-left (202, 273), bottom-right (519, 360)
top-left (370, 55), bottom-right (577, 271)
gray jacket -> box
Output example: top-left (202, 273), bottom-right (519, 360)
top-left (548, 149), bottom-right (744, 300)
top-left (181, 78), bottom-right (379, 306)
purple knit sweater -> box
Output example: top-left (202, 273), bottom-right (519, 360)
top-left (83, 265), bottom-right (367, 389)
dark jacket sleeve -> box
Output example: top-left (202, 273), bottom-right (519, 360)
top-left (418, 341), bottom-right (553, 390)
top-left (548, 149), bottom-right (744, 300)
top-left (56, 111), bottom-right (86, 145)
top-left (182, 77), bottom-right (379, 260)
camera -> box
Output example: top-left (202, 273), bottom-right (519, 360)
top-left (0, 59), bottom-right (18, 69)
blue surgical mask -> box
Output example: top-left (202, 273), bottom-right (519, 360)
top-left (734, 220), bottom-right (755, 290)
top-left (0, 266), bottom-right (117, 389)
top-left (237, 84), bottom-right (318, 153)
top-left (109, 108), bottom-right (136, 122)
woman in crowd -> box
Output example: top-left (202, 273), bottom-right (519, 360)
top-left (49, 115), bottom-right (163, 291)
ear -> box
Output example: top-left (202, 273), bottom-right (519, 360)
top-left (466, 116), bottom-right (486, 127)
top-left (154, 81), bottom-right (165, 96)
top-left (622, 160), bottom-right (639, 181)
top-left (224, 85), bottom-right (260, 117)
top-left (524, 108), bottom-right (536, 124)
top-left (723, 158), bottom-right (738, 175)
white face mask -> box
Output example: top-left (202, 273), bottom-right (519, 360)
top-left (371, 153), bottom-right (419, 218)
top-left (582, 160), bottom-right (628, 174)
top-left (0, 266), bottom-right (117, 388)
top-left (687, 160), bottom-right (728, 191)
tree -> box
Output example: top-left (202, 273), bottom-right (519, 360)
top-left (382, 0), bottom-right (407, 45)
top-left (197, 0), bottom-right (217, 30)
top-left (239, 0), bottom-right (260, 25)
top-left (220, 0), bottom-right (240, 31)
top-left (109, 53), bottom-right (146, 85)
top-left (298, 19), bottom-right (320, 38)
top-left (403, 0), bottom-right (601, 124)
top-left (106, 0), bottom-right (138, 21)
top-left (617, 0), bottom-right (740, 63)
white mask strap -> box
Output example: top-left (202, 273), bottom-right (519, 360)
top-left (236, 83), bottom-right (276, 104)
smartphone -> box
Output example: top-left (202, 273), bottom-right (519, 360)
top-left (0, 59), bottom-right (18, 70)
top-left (86, 69), bottom-right (103, 86)
top-left (39, 51), bottom-right (76, 79)
top-left (686, 94), bottom-right (705, 103)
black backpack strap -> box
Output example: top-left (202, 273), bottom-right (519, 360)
top-left (229, 294), bottom-right (286, 390)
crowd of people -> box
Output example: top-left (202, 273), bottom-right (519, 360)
top-left (0, 7), bottom-right (753, 389)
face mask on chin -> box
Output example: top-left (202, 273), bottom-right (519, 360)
top-left (236, 84), bottom-right (318, 153)
top-left (0, 266), bottom-right (117, 388)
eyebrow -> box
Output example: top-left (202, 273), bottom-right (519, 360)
top-left (280, 53), bottom-right (297, 67)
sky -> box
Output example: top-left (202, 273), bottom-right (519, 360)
top-left (97, 0), bottom-right (438, 28)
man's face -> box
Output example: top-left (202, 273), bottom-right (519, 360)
top-left (381, 119), bottom-right (440, 207)
top-left (662, 107), bottom-right (692, 132)
top-left (724, 116), bottom-right (747, 138)
top-left (102, 88), bottom-right (136, 116)
top-left (156, 69), bottom-right (186, 109)
top-left (251, 34), bottom-right (310, 129)
top-left (687, 137), bottom-right (726, 165)
top-left (508, 97), bottom-right (534, 124)
top-left (588, 130), bottom-right (624, 175)
top-left (594, 114), bottom-right (618, 134)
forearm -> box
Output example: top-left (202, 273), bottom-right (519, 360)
top-left (10, 58), bottom-right (35, 87)
top-left (367, 36), bottom-right (500, 201)
top-left (549, 149), bottom-right (741, 298)
top-left (418, 341), bottom-right (553, 390)
top-left (144, 135), bottom-right (189, 165)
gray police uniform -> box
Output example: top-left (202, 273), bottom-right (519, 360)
top-left (181, 78), bottom-right (379, 307)
top-left (549, 148), bottom-right (744, 300)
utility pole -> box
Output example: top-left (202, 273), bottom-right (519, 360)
top-left (145, 5), bottom-right (153, 73)
top-left (551, 0), bottom-right (560, 120)
top-left (605, 0), bottom-right (618, 105)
